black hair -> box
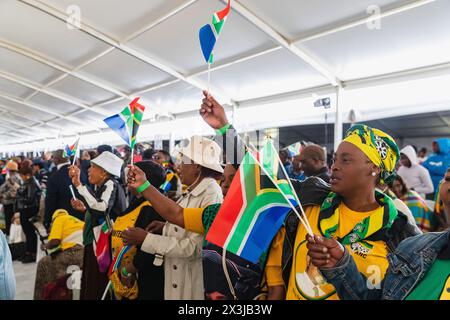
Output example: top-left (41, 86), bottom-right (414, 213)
top-left (156, 150), bottom-right (174, 165)
top-left (19, 166), bottom-right (33, 176)
top-left (135, 161), bottom-right (166, 189)
top-left (97, 145), bottom-right (113, 155)
top-left (388, 175), bottom-right (407, 193)
top-left (142, 148), bottom-right (155, 161)
top-left (33, 161), bottom-right (44, 169)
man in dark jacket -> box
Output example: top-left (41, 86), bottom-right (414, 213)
top-left (44, 150), bottom-right (83, 230)
top-left (17, 166), bottom-right (41, 263)
top-left (297, 144), bottom-right (330, 183)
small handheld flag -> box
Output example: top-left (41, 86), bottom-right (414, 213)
top-left (287, 142), bottom-right (303, 156)
top-left (129, 98), bottom-right (145, 150)
top-left (104, 98), bottom-right (146, 164)
top-left (104, 105), bottom-right (133, 146)
top-left (205, 140), bottom-right (300, 263)
top-left (65, 137), bottom-right (80, 200)
top-left (199, 25), bottom-right (216, 64)
top-left (199, 0), bottom-right (231, 91)
top-left (63, 137), bottom-right (80, 160)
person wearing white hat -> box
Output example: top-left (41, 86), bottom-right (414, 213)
top-left (123, 135), bottom-right (224, 300)
top-left (68, 151), bottom-right (127, 300)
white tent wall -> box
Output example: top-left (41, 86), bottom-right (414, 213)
top-left (0, 0), bottom-right (449, 154)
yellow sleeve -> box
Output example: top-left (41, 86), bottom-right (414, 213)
top-left (264, 227), bottom-right (286, 287)
top-left (48, 216), bottom-right (64, 241)
top-left (183, 208), bottom-right (205, 235)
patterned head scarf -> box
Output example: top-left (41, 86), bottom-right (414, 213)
top-left (343, 124), bottom-right (399, 184)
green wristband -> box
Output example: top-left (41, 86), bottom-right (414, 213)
top-left (137, 181), bottom-right (151, 193)
top-left (215, 123), bottom-right (231, 136)
top-left (121, 267), bottom-right (130, 277)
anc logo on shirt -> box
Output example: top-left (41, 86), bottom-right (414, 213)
top-left (350, 241), bottom-right (373, 259)
top-left (294, 240), bottom-right (336, 300)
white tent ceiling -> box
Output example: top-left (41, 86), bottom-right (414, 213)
top-left (0, 0), bottom-right (449, 153)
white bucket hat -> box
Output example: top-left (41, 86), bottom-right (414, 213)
top-left (91, 151), bottom-right (123, 177)
top-left (179, 135), bottom-right (224, 173)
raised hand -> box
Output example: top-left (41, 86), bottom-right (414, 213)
top-left (127, 165), bottom-right (148, 191)
top-left (306, 234), bottom-right (345, 269)
top-left (146, 221), bottom-right (165, 235)
top-left (122, 227), bottom-right (148, 246)
top-left (199, 90), bottom-right (229, 130)
top-left (71, 199), bottom-right (86, 213)
top-left (68, 165), bottom-right (81, 188)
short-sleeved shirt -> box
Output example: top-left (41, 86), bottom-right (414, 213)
top-left (183, 204), bottom-right (221, 237)
top-left (48, 214), bottom-right (84, 251)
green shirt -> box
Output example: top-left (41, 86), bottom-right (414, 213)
top-left (83, 211), bottom-right (95, 246)
top-left (406, 259), bottom-right (450, 300)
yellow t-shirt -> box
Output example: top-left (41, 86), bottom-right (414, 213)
top-left (265, 204), bottom-right (390, 300)
top-left (48, 214), bottom-right (84, 251)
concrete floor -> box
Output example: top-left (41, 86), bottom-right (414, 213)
top-left (13, 260), bottom-right (37, 300)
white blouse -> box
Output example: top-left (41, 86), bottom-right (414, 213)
top-left (141, 177), bottom-right (223, 300)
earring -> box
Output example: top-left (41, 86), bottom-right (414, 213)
top-left (371, 172), bottom-right (376, 176)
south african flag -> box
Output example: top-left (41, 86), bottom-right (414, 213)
top-left (206, 140), bottom-right (297, 263)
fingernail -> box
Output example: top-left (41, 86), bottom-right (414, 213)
top-left (322, 247), bottom-right (328, 253)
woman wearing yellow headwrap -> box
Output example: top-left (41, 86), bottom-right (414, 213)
top-left (273, 123), bottom-right (416, 300)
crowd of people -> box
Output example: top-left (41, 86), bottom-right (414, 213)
top-left (0, 91), bottom-right (449, 300)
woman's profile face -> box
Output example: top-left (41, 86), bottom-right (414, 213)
top-left (220, 164), bottom-right (237, 197)
top-left (330, 142), bottom-right (376, 197)
top-left (178, 155), bottom-right (200, 186)
top-left (88, 163), bottom-right (107, 186)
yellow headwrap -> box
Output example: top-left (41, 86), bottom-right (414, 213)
top-left (343, 124), bottom-right (399, 184)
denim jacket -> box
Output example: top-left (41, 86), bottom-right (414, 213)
top-left (320, 230), bottom-right (450, 300)
top-left (0, 230), bottom-right (15, 300)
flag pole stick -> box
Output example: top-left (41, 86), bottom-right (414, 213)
top-left (246, 141), bottom-right (313, 237)
top-left (69, 185), bottom-right (77, 200)
top-left (130, 146), bottom-right (134, 165)
top-left (268, 141), bottom-right (314, 236)
top-left (101, 281), bottom-right (111, 300)
top-left (71, 136), bottom-right (80, 166)
top-left (207, 61), bottom-right (211, 94)
top-left (246, 150), bottom-right (314, 238)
